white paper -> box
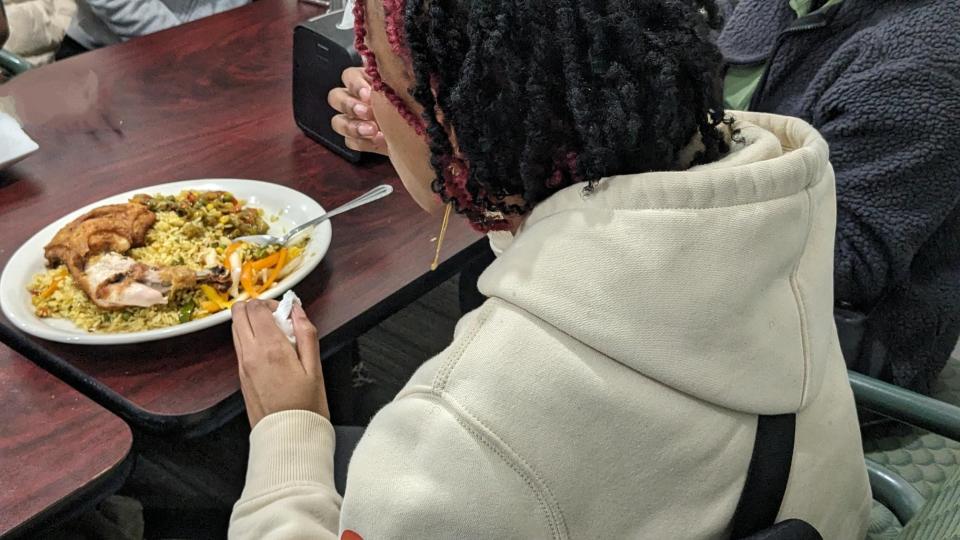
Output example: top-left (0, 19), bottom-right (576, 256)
top-left (0, 112), bottom-right (39, 171)
top-left (273, 290), bottom-right (301, 344)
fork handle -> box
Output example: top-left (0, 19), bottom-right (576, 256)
top-left (284, 184), bottom-right (394, 241)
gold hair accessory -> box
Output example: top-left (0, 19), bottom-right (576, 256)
top-left (430, 202), bottom-right (453, 271)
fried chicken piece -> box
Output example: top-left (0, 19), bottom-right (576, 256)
top-left (77, 252), bottom-right (230, 309)
top-left (42, 202), bottom-right (231, 309)
top-left (44, 203), bottom-right (156, 269)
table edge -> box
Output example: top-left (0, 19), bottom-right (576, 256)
top-left (0, 431), bottom-right (135, 540)
top-left (1, 238), bottom-right (487, 435)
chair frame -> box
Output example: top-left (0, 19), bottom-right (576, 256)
top-left (0, 49), bottom-right (31, 77)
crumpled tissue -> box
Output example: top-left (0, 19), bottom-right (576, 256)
top-left (272, 290), bottom-right (301, 345)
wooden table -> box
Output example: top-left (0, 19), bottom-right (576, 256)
top-left (0, 342), bottom-right (133, 538)
top-left (0, 0), bottom-right (484, 435)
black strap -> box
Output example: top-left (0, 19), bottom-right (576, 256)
top-left (738, 519), bottom-right (823, 540)
top-left (729, 413), bottom-right (797, 539)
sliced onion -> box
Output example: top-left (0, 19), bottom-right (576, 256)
top-left (228, 251), bottom-right (242, 297)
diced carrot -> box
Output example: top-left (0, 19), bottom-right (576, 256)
top-left (39, 268), bottom-right (68, 299)
top-left (39, 280), bottom-right (60, 299)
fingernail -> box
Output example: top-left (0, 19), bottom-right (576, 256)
top-left (359, 87), bottom-right (371, 100)
top-left (353, 103), bottom-right (369, 116)
top-left (358, 123), bottom-right (376, 136)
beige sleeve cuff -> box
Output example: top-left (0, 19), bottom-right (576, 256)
top-left (241, 410), bottom-right (336, 500)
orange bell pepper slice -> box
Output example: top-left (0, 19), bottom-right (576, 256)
top-left (257, 248), bottom-right (288, 294)
top-left (250, 251), bottom-right (282, 271)
top-left (223, 242), bottom-right (243, 271)
top-left (241, 262), bottom-right (259, 298)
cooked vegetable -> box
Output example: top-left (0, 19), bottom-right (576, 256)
top-left (278, 247), bottom-right (304, 280)
top-left (178, 300), bottom-right (196, 323)
top-left (241, 262), bottom-right (258, 298)
top-left (201, 284), bottom-right (231, 310)
top-left (250, 251), bottom-right (282, 271)
top-left (223, 242), bottom-right (242, 271)
top-left (39, 267), bottom-right (68, 299)
top-left (130, 191), bottom-right (268, 238)
top-left (259, 248), bottom-right (288, 293)
top-left (228, 251), bottom-right (242, 297)
top-left (39, 279), bottom-right (61, 299)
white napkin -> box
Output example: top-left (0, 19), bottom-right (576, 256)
top-left (273, 290), bottom-right (302, 344)
top-left (0, 112), bottom-right (39, 171)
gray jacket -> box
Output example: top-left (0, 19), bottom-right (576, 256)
top-left (67, 0), bottom-right (247, 49)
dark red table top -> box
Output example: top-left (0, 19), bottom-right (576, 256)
top-left (0, 342), bottom-right (133, 538)
top-left (0, 0), bottom-right (483, 434)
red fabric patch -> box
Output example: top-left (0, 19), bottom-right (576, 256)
top-left (341, 530), bottom-right (363, 540)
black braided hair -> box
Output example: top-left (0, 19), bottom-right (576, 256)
top-left (359, 0), bottom-right (730, 231)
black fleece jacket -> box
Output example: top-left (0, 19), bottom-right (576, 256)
top-left (718, 0), bottom-right (960, 393)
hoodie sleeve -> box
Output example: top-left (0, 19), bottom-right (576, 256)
top-left (813, 55), bottom-right (960, 309)
top-left (229, 394), bottom-right (550, 539)
top-left (229, 410), bottom-right (341, 540)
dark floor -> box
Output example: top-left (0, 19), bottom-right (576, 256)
top-left (354, 276), bottom-right (461, 420)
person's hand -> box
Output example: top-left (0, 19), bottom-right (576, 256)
top-left (231, 299), bottom-right (330, 427)
top-left (328, 67), bottom-right (388, 156)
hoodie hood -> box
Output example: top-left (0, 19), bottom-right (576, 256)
top-left (479, 111), bottom-right (838, 415)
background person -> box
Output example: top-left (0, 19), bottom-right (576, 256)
top-left (0, 2), bottom-right (9, 48)
top-left (55, 0), bottom-right (248, 59)
top-left (719, 0), bottom-right (960, 394)
top-left (2, 0), bottom-right (76, 66)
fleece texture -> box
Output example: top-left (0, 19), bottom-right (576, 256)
top-left (719, 0), bottom-right (960, 393)
top-left (229, 112), bottom-right (870, 539)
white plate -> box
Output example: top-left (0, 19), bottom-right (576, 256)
top-left (0, 112), bottom-right (39, 171)
top-left (0, 179), bottom-right (332, 345)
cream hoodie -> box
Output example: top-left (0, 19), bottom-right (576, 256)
top-left (230, 111), bottom-right (871, 539)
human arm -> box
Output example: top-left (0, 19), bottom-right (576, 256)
top-left (228, 300), bottom-right (339, 539)
top-left (328, 67), bottom-right (388, 155)
top-left (229, 410), bottom-right (341, 540)
top-left (230, 391), bottom-right (547, 539)
top-left (228, 300), bottom-right (545, 538)
top-left (814, 57), bottom-right (960, 309)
